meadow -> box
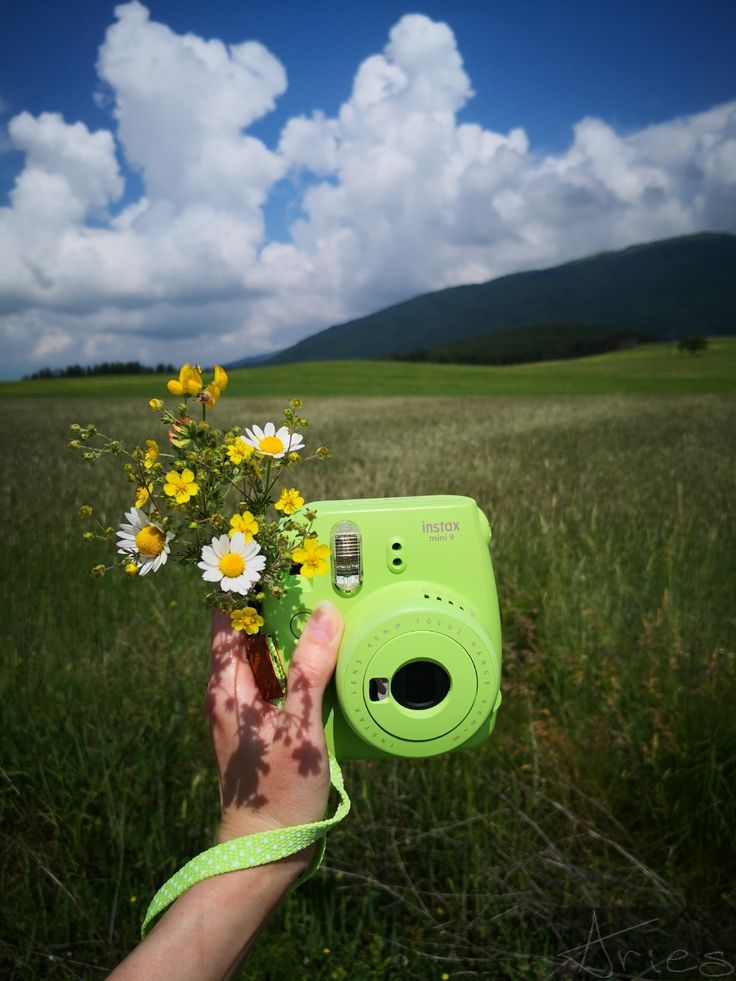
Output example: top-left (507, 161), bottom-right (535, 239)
top-left (2, 336), bottom-right (736, 400)
top-left (1, 375), bottom-right (735, 977)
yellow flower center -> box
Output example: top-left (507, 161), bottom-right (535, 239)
top-left (259, 435), bottom-right (284, 454)
top-left (135, 525), bottom-right (166, 558)
top-left (219, 553), bottom-right (245, 577)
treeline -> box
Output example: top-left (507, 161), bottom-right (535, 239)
top-left (24, 361), bottom-right (176, 381)
top-left (395, 323), bottom-right (657, 366)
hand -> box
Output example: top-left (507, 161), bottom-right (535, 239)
top-left (207, 601), bottom-right (344, 848)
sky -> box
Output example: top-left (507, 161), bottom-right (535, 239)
top-left (1, 1), bottom-right (735, 379)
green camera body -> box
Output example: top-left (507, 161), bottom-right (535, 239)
top-left (264, 495), bottom-right (502, 760)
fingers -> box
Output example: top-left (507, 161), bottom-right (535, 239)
top-left (284, 601), bottom-right (343, 723)
top-left (211, 607), bottom-right (238, 661)
top-left (209, 608), bottom-right (262, 707)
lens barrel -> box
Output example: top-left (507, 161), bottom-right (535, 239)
top-left (391, 660), bottom-right (451, 710)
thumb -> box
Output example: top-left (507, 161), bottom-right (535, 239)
top-left (284, 601), bottom-right (343, 718)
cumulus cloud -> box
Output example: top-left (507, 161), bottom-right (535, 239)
top-left (0, 3), bottom-right (734, 376)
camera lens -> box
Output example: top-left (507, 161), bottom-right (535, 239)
top-left (391, 661), bottom-right (451, 710)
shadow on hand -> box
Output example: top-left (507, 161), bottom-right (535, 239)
top-left (206, 632), bottom-right (327, 813)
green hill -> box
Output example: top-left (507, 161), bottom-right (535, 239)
top-left (267, 233), bottom-right (736, 364)
top-left (3, 337), bottom-right (735, 399)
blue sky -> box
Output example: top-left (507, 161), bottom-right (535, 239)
top-left (0, 0), bottom-right (734, 377)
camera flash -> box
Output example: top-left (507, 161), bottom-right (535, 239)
top-left (331, 520), bottom-right (362, 594)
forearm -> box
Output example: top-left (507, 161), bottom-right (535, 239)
top-left (109, 854), bottom-right (307, 981)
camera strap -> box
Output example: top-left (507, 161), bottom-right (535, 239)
top-left (140, 753), bottom-right (350, 937)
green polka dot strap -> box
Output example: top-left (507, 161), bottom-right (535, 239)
top-left (141, 754), bottom-right (350, 937)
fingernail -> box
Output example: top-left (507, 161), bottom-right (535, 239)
top-left (304, 601), bottom-right (339, 644)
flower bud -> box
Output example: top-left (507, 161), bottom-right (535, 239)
top-left (149, 398), bottom-right (164, 411)
top-left (90, 564), bottom-right (106, 578)
top-left (83, 531), bottom-right (95, 541)
top-left (289, 397), bottom-right (303, 409)
top-left (70, 424), bottom-right (81, 433)
top-left (67, 440), bottom-right (80, 450)
top-left (78, 505), bottom-right (93, 518)
top-left (124, 562), bottom-right (138, 576)
top-left (316, 445), bottom-right (330, 459)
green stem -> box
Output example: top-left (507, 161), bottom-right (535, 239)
top-left (261, 457), bottom-right (273, 508)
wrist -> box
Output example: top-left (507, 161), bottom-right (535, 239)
top-left (202, 852), bottom-right (309, 898)
top-left (216, 813), bottom-right (317, 873)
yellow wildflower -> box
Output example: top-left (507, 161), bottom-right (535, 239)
top-left (143, 439), bottom-right (159, 470)
top-left (214, 364), bottom-right (228, 390)
top-left (275, 488), bottom-right (304, 516)
top-left (226, 437), bottom-right (254, 465)
top-left (167, 363), bottom-right (203, 397)
top-left (163, 469), bottom-right (199, 504)
top-left (135, 482), bottom-right (154, 508)
top-left (292, 536), bottom-right (330, 578)
top-left (230, 607), bottom-right (264, 635)
top-left (229, 511), bottom-right (258, 541)
top-left (200, 366), bottom-right (229, 408)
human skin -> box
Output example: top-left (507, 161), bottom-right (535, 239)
top-left (109, 600), bottom-right (344, 981)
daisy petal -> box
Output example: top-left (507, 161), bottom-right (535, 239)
top-left (230, 532), bottom-right (246, 552)
top-left (211, 537), bottom-right (227, 558)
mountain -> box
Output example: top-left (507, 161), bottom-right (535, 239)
top-left (266, 233), bottom-right (736, 364)
top-left (224, 353), bottom-right (273, 369)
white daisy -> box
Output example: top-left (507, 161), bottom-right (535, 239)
top-left (242, 422), bottom-right (305, 459)
top-left (116, 507), bottom-right (173, 576)
top-left (198, 532), bottom-right (266, 595)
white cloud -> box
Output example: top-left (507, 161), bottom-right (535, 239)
top-left (32, 326), bottom-right (73, 359)
top-left (0, 4), bottom-right (734, 377)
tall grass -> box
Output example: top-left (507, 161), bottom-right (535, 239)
top-left (1, 395), bottom-right (734, 979)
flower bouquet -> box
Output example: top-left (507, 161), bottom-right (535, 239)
top-left (69, 363), bottom-right (330, 653)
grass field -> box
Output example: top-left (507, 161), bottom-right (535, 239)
top-left (2, 336), bottom-right (735, 399)
top-left (1, 388), bottom-right (735, 979)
